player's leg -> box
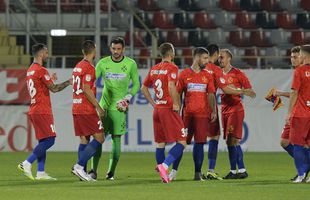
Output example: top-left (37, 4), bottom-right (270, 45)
top-left (78, 136), bottom-right (90, 172)
top-left (280, 124), bottom-right (294, 158)
top-left (193, 142), bottom-right (204, 181)
top-left (106, 135), bottom-right (121, 180)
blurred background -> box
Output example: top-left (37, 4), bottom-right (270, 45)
top-left (0, 0), bottom-right (309, 70)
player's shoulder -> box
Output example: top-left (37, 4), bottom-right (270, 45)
top-left (97, 56), bottom-right (111, 65)
top-left (123, 56), bottom-right (137, 64)
top-left (231, 66), bottom-right (245, 75)
top-left (180, 67), bottom-right (191, 74)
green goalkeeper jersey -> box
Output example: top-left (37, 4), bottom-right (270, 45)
top-left (96, 56), bottom-right (140, 110)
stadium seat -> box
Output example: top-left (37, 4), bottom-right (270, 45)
top-left (256, 11), bottom-right (277, 29)
top-left (270, 29), bottom-right (290, 46)
top-left (80, 0), bottom-right (94, 13)
top-left (235, 11), bottom-right (256, 29)
top-left (178, 0), bottom-right (200, 11)
top-left (279, 0), bottom-right (300, 11)
top-left (219, 0), bottom-right (241, 11)
top-left (300, 0), bottom-right (310, 11)
top-left (111, 11), bottom-right (130, 29)
top-left (290, 30), bottom-right (309, 45)
top-left (276, 11), bottom-right (298, 29)
top-left (229, 30), bottom-right (250, 47)
top-left (152, 10), bottom-right (175, 29)
top-left (208, 28), bottom-right (228, 45)
top-left (296, 13), bottom-right (310, 29)
top-left (166, 29), bottom-right (187, 47)
top-left (193, 11), bottom-right (216, 29)
top-left (124, 31), bottom-right (146, 47)
top-left (173, 11), bottom-right (193, 29)
top-left (134, 11), bottom-right (153, 29)
top-left (188, 30), bottom-right (208, 47)
top-left (137, 0), bottom-right (158, 11)
top-left (260, 0), bottom-right (282, 11)
top-left (193, 0), bottom-right (218, 11)
top-left (157, 0), bottom-right (179, 11)
top-left (250, 29), bottom-right (272, 47)
top-left (100, 0), bottom-right (108, 11)
top-left (214, 11), bottom-right (234, 28)
top-left (0, 0), bottom-right (5, 12)
top-left (114, 0), bottom-right (135, 11)
top-left (139, 48), bottom-right (150, 66)
top-left (240, 0), bottom-right (262, 11)
top-left (243, 48), bottom-right (260, 66)
top-left (61, 0), bottom-right (79, 13)
top-left (182, 48), bottom-right (192, 66)
top-left (34, 0), bottom-right (56, 12)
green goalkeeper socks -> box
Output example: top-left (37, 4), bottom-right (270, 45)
top-left (108, 136), bottom-right (121, 175)
top-left (91, 143), bottom-right (102, 172)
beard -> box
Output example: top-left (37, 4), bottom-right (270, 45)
top-left (199, 64), bottom-right (205, 70)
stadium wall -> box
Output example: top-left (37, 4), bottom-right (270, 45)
top-left (0, 68), bottom-right (293, 152)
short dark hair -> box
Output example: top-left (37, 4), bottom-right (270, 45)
top-left (110, 36), bottom-right (125, 47)
top-left (291, 46), bottom-right (301, 53)
top-left (301, 45), bottom-right (310, 55)
top-left (207, 44), bottom-right (220, 56)
top-left (32, 43), bottom-right (46, 56)
top-left (159, 42), bottom-right (174, 58)
top-left (221, 49), bottom-right (233, 59)
top-left (82, 40), bottom-right (96, 55)
top-left (193, 47), bottom-right (209, 57)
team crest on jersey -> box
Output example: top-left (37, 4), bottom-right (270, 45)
top-left (85, 74), bottom-right (92, 82)
top-left (202, 76), bottom-right (207, 83)
top-left (44, 74), bottom-right (51, 80)
top-left (121, 65), bottom-right (127, 72)
top-left (171, 73), bottom-right (176, 79)
top-left (220, 77), bottom-right (226, 84)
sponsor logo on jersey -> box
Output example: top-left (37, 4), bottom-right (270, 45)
top-left (155, 100), bottom-right (167, 104)
top-left (73, 98), bottom-right (82, 104)
top-left (105, 72), bottom-right (127, 80)
top-left (85, 74), bottom-right (92, 82)
top-left (27, 71), bottom-right (35, 76)
top-left (151, 70), bottom-right (167, 75)
top-left (187, 83), bottom-right (207, 92)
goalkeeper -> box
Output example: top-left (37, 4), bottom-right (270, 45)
top-left (89, 37), bottom-right (140, 180)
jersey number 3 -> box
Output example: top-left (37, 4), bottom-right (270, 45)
top-left (155, 79), bottom-right (163, 99)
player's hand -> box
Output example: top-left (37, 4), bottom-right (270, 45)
top-left (51, 73), bottom-right (58, 81)
top-left (116, 99), bottom-right (129, 112)
top-left (96, 107), bottom-right (105, 122)
top-left (272, 89), bottom-right (281, 97)
top-left (69, 77), bottom-right (73, 85)
top-left (172, 104), bottom-right (180, 113)
top-left (210, 111), bottom-right (217, 123)
top-left (243, 89), bottom-right (256, 98)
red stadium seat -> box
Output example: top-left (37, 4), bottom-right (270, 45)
top-left (100, 0), bottom-right (108, 11)
top-left (34, 0), bottom-right (56, 12)
top-left (81, 0), bottom-right (94, 13)
top-left (166, 30), bottom-right (187, 47)
top-left (276, 11), bottom-right (298, 29)
top-left (250, 29), bottom-right (272, 47)
top-left (243, 48), bottom-right (260, 66)
top-left (61, 0), bottom-right (79, 13)
top-left (139, 48), bottom-right (150, 66)
top-left (124, 31), bottom-right (146, 47)
top-left (0, 0), bottom-right (5, 12)
top-left (182, 48), bottom-right (192, 66)
top-left (219, 0), bottom-right (241, 11)
top-left (290, 30), bottom-right (308, 45)
top-left (137, 0), bottom-right (158, 11)
top-left (261, 0), bottom-right (282, 11)
top-left (300, 0), bottom-right (310, 11)
top-left (152, 10), bottom-right (175, 29)
top-left (193, 11), bottom-right (216, 29)
top-left (229, 30), bottom-right (250, 47)
top-left (235, 11), bottom-right (256, 29)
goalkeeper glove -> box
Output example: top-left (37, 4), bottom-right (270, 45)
top-left (116, 94), bottom-right (132, 112)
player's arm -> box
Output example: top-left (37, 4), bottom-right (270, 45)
top-left (286, 70), bottom-right (300, 124)
top-left (208, 93), bottom-right (217, 123)
top-left (83, 84), bottom-right (105, 121)
top-left (169, 81), bottom-right (181, 112)
top-left (141, 84), bottom-right (156, 108)
top-left (95, 60), bottom-right (103, 79)
top-left (239, 71), bottom-right (256, 98)
top-left (47, 80), bottom-right (71, 93)
top-left (128, 62), bottom-right (141, 98)
top-left (273, 89), bottom-right (290, 98)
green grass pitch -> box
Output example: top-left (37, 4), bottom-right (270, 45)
top-left (0, 152), bottom-right (308, 200)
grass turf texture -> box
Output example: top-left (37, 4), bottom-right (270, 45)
top-left (0, 152), bottom-right (308, 200)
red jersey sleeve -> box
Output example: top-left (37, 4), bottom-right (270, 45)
top-left (177, 71), bottom-right (185, 94)
top-left (168, 65), bottom-right (178, 82)
top-left (291, 68), bottom-right (301, 91)
top-left (82, 67), bottom-right (94, 86)
top-left (207, 74), bottom-right (216, 93)
top-left (143, 69), bottom-right (152, 87)
top-left (239, 70), bottom-right (252, 89)
top-left (40, 68), bottom-right (54, 86)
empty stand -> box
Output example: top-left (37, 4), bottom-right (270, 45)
top-left (276, 11), bottom-right (298, 29)
top-left (152, 10), bottom-right (175, 29)
top-left (235, 11), bottom-right (256, 29)
top-left (193, 11), bottom-right (216, 29)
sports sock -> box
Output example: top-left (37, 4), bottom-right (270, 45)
top-left (227, 146), bottom-right (237, 171)
top-left (208, 140), bottom-right (218, 171)
top-left (107, 136), bottom-right (121, 175)
top-left (156, 147), bottom-right (165, 164)
top-left (91, 143), bottom-right (102, 172)
top-left (236, 145), bottom-right (246, 170)
top-left (293, 145), bottom-right (306, 176)
top-left (78, 144), bottom-right (87, 171)
top-left (78, 139), bottom-right (101, 167)
top-left (193, 143), bottom-right (204, 172)
top-left (163, 143), bottom-right (184, 169)
top-left (283, 144), bottom-right (294, 158)
top-left (37, 152), bottom-right (46, 172)
top-left (172, 151), bottom-right (183, 170)
top-left (27, 137), bottom-right (55, 164)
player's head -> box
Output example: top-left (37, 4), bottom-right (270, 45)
top-left (300, 45), bottom-right (310, 64)
top-left (206, 44), bottom-right (220, 63)
top-left (32, 43), bottom-right (48, 62)
top-left (82, 40), bottom-right (96, 58)
top-left (290, 46), bottom-right (302, 68)
top-left (193, 47), bottom-right (209, 69)
top-left (159, 42), bottom-right (175, 61)
top-left (110, 36), bottom-right (125, 60)
top-left (219, 49), bottom-right (232, 68)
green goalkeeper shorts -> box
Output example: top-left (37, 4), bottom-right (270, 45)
top-left (104, 110), bottom-right (127, 135)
